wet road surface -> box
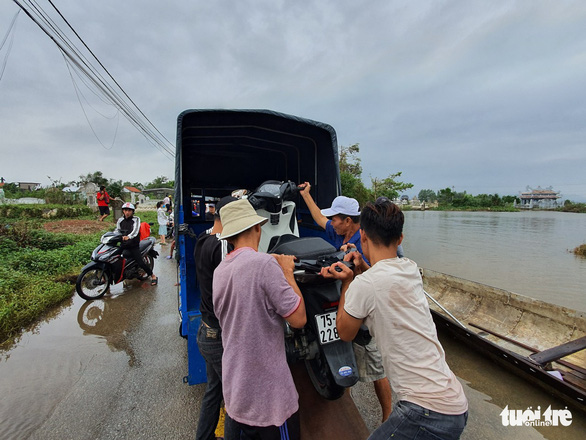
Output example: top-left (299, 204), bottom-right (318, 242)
top-left (1, 244), bottom-right (585, 439)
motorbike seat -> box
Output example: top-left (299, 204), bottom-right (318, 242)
top-left (270, 236), bottom-right (336, 260)
top-left (139, 236), bottom-right (155, 252)
top-left (268, 234), bottom-right (298, 253)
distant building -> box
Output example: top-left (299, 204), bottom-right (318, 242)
top-left (517, 186), bottom-right (561, 209)
top-left (17, 182), bottom-right (41, 191)
top-left (122, 186), bottom-right (146, 205)
top-left (142, 188), bottom-right (172, 203)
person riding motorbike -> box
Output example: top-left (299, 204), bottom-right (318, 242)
top-left (115, 202), bottom-right (158, 286)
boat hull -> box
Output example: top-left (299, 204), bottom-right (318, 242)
top-left (421, 268), bottom-right (586, 413)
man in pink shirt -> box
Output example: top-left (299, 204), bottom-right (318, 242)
top-left (213, 199), bottom-right (306, 440)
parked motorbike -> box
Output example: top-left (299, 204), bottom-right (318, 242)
top-left (246, 180), bottom-right (359, 400)
top-left (76, 232), bottom-right (159, 301)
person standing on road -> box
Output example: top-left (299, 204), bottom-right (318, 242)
top-left (194, 196), bottom-right (237, 440)
top-left (115, 202), bottom-right (157, 286)
top-left (213, 199), bottom-right (306, 440)
top-left (299, 182), bottom-right (393, 423)
top-left (156, 201), bottom-right (168, 245)
top-left (97, 185), bottom-right (110, 222)
top-left (164, 194), bottom-right (173, 213)
top-left (322, 198), bottom-right (468, 440)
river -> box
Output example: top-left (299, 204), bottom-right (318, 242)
top-left (402, 210), bottom-right (586, 312)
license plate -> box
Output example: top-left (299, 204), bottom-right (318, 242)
top-left (315, 311), bottom-right (340, 345)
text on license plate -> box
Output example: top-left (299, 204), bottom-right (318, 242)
top-left (316, 311), bottom-right (340, 345)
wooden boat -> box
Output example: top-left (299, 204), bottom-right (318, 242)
top-left (421, 268), bottom-right (586, 413)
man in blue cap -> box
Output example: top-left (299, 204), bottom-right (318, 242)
top-left (299, 182), bottom-right (364, 253)
top-left (299, 182), bottom-right (393, 424)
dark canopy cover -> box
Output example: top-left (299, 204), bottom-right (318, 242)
top-left (175, 109), bottom-right (341, 217)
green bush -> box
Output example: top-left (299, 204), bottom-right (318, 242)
top-left (0, 204), bottom-right (92, 219)
top-left (0, 266), bottom-right (74, 343)
top-left (8, 242), bottom-right (95, 275)
top-left (573, 244), bottom-right (586, 257)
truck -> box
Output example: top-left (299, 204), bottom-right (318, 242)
top-left (174, 109), bottom-right (345, 386)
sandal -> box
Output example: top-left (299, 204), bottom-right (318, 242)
top-left (151, 277), bottom-right (158, 286)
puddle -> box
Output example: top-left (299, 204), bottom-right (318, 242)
top-left (0, 281), bottom-right (153, 439)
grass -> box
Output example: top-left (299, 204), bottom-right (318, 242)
top-left (573, 244), bottom-right (586, 257)
top-left (0, 210), bottom-right (111, 345)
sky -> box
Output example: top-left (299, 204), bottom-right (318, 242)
top-left (1, 0), bottom-right (585, 201)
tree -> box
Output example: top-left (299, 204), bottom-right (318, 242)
top-left (339, 143), bottom-right (363, 177)
top-left (107, 180), bottom-right (124, 199)
top-left (144, 176), bottom-right (174, 189)
top-left (370, 172), bottom-right (413, 200)
top-left (339, 144), bottom-right (370, 206)
top-left (437, 187), bottom-right (454, 205)
top-left (78, 171), bottom-right (108, 187)
top-left (418, 189), bottom-right (437, 202)
top-left (339, 143), bottom-right (413, 206)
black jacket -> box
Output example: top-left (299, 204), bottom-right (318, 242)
top-left (116, 215), bottom-right (141, 248)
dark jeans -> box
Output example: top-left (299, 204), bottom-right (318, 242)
top-left (368, 401), bottom-right (468, 440)
top-left (224, 411), bottom-right (300, 440)
top-left (122, 246), bottom-right (152, 277)
top-left (195, 323), bottom-right (224, 440)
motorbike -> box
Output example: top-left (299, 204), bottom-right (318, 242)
top-left (246, 180), bottom-right (360, 400)
top-left (76, 232), bottom-right (159, 300)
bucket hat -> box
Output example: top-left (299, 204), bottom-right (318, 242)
top-left (320, 196), bottom-right (360, 217)
top-left (219, 199), bottom-right (268, 239)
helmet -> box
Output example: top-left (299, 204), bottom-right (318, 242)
top-left (122, 202), bottom-right (135, 210)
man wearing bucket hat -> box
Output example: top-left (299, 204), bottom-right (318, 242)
top-left (212, 199), bottom-right (306, 440)
top-left (299, 182), bottom-right (393, 424)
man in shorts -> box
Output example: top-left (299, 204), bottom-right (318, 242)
top-left (97, 185), bottom-right (110, 222)
top-left (299, 182), bottom-right (392, 422)
top-left (213, 199), bottom-right (307, 440)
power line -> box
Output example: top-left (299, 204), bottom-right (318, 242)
top-left (0, 10), bottom-right (19, 81)
top-left (9, 0), bottom-right (175, 160)
top-left (46, 0), bottom-right (174, 150)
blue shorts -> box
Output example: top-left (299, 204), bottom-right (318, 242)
top-left (158, 225), bottom-right (167, 236)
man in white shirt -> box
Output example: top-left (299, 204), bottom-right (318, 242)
top-left (321, 197), bottom-right (468, 440)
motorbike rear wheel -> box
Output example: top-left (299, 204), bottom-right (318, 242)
top-left (76, 267), bottom-right (111, 300)
top-left (305, 355), bottom-right (345, 400)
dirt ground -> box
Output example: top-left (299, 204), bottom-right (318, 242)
top-left (42, 219), bottom-right (112, 235)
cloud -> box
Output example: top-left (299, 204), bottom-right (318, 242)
top-left (0, 1), bottom-right (585, 201)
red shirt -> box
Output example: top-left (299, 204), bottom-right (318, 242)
top-left (97, 191), bottom-right (110, 207)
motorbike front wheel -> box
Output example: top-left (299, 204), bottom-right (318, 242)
top-left (76, 267), bottom-right (111, 300)
top-left (305, 355), bottom-right (345, 400)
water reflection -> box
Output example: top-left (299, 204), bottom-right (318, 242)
top-left (403, 211), bottom-right (586, 311)
top-left (76, 282), bottom-right (154, 366)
